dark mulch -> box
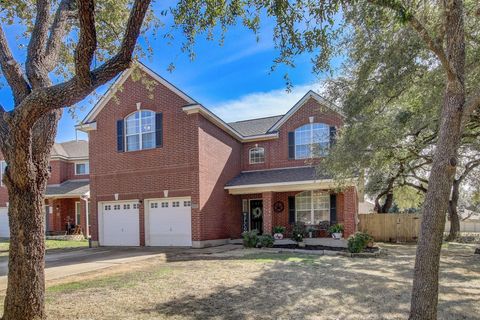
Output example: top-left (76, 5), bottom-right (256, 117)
top-left (273, 244), bottom-right (380, 253)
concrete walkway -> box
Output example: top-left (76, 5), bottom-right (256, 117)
top-left (0, 245), bottom-right (241, 291)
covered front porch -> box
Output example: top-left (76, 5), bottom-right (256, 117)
top-left (44, 180), bottom-right (91, 237)
top-left (225, 167), bottom-right (358, 238)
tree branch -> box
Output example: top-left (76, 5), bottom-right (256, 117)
top-left (44, 0), bottom-right (77, 71)
top-left (26, 0), bottom-right (51, 88)
top-left (12, 0), bottom-right (152, 129)
top-left (368, 0), bottom-right (456, 81)
top-left (0, 26), bottom-right (31, 106)
top-left (75, 0), bottom-right (97, 84)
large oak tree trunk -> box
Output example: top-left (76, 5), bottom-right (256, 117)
top-left (1, 111), bottom-right (60, 320)
top-left (446, 180), bottom-right (461, 241)
top-left (409, 1), bottom-right (465, 318)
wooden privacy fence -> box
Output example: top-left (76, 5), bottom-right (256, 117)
top-left (358, 214), bottom-right (422, 242)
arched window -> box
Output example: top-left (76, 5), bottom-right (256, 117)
top-left (294, 123), bottom-right (330, 159)
top-left (125, 110), bottom-right (155, 151)
top-left (249, 147), bottom-right (265, 164)
top-left (295, 190), bottom-right (330, 224)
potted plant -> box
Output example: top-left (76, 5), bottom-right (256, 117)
top-left (306, 226), bottom-right (316, 238)
top-left (292, 222), bottom-right (306, 246)
top-left (273, 226), bottom-right (286, 240)
top-left (328, 223), bottom-right (344, 240)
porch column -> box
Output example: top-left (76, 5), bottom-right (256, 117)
top-left (343, 186), bottom-right (358, 237)
top-left (262, 192), bottom-right (274, 235)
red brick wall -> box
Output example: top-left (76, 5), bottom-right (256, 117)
top-left (88, 69), bottom-right (198, 242)
top-left (241, 97), bottom-right (343, 171)
top-left (197, 115), bottom-right (242, 241)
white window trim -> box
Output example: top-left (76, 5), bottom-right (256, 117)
top-left (74, 161), bottom-right (90, 175)
top-left (0, 160), bottom-right (6, 187)
top-left (75, 201), bottom-right (81, 225)
top-left (125, 110), bottom-right (156, 152)
top-left (249, 147), bottom-right (265, 164)
top-left (294, 123), bottom-right (330, 160)
top-left (295, 190), bottom-right (330, 225)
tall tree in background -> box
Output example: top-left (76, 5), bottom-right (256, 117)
top-left (172, 1), bottom-right (480, 318)
top-left (0, 1), bottom-right (153, 318)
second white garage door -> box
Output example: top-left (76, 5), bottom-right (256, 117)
top-left (100, 201), bottom-right (140, 246)
top-left (0, 207), bottom-right (9, 238)
top-left (146, 198), bottom-right (192, 246)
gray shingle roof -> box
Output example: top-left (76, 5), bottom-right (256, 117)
top-left (45, 180), bottom-right (90, 197)
top-left (51, 140), bottom-right (89, 159)
top-left (225, 167), bottom-right (330, 187)
top-left (228, 115), bottom-right (283, 137)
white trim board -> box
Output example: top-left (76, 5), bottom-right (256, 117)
top-left (268, 90), bottom-right (345, 132)
top-left (79, 61), bottom-right (197, 126)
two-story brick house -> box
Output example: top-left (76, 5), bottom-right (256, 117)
top-left (0, 140), bottom-right (90, 238)
top-left (77, 62), bottom-right (359, 248)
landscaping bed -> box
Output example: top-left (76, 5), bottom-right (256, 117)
top-left (273, 243), bottom-right (379, 253)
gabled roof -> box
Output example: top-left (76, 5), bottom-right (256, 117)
top-left (268, 90), bottom-right (345, 132)
top-left (81, 61), bottom-right (197, 124)
top-left (228, 115), bottom-right (283, 137)
top-left (51, 140), bottom-right (88, 160)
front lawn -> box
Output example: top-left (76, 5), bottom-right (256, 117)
top-left (0, 242), bottom-right (476, 319)
top-left (0, 239), bottom-right (88, 256)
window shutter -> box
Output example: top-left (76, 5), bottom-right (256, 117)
top-left (288, 196), bottom-right (296, 224)
top-left (116, 120), bottom-right (124, 152)
top-left (288, 131), bottom-right (295, 159)
top-left (329, 126), bottom-right (337, 146)
top-left (155, 112), bottom-right (163, 148)
top-left (330, 194), bottom-right (337, 224)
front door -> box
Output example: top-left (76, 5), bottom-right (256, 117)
top-left (250, 200), bottom-right (263, 234)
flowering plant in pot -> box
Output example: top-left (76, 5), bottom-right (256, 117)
top-left (328, 223), bottom-right (344, 240)
top-left (273, 226), bottom-right (286, 240)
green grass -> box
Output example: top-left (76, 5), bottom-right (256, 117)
top-left (0, 239), bottom-right (88, 256)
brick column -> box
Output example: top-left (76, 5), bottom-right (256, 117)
top-left (262, 192), bottom-right (274, 235)
top-left (343, 186), bottom-right (358, 237)
top-left (139, 199), bottom-right (145, 246)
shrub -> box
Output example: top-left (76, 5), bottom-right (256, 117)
top-left (273, 226), bottom-right (286, 234)
top-left (291, 222), bottom-right (306, 242)
top-left (328, 223), bottom-right (344, 234)
top-left (258, 234), bottom-right (274, 248)
top-left (347, 232), bottom-right (374, 253)
top-left (242, 230), bottom-right (259, 248)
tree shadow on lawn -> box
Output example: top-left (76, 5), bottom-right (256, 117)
top-left (140, 247), bottom-right (480, 320)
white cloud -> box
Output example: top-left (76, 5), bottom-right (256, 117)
top-left (210, 82), bottom-right (325, 122)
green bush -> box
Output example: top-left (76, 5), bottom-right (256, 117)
top-left (291, 222), bottom-right (306, 242)
top-left (347, 232), bottom-right (374, 253)
top-left (328, 223), bottom-right (344, 234)
top-left (242, 230), bottom-right (259, 248)
top-left (273, 226), bottom-right (286, 234)
top-left (258, 234), bottom-right (274, 248)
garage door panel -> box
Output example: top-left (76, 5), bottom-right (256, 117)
top-left (101, 202), bottom-right (139, 246)
top-left (147, 199), bottom-right (192, 246)
top-left (0, 208), bottom-right (9, 238)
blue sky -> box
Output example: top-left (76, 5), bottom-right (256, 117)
top-left (0, 5), bottom-right (343, 142)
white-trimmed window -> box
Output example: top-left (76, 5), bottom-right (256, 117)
top-left (249, 147), bottom-right (265, 164)
top-left (75, 202), bottom-right (81, 225)
top-left (75, 161), bottom-right (90, 175)
top-left (161, 202), bottom-right (168, 208)
top-left (295, 190), bottom-right (330, 224)
top-left (172, 201), bottom-right (180, 208)
top-left (151, 202), bottom-right (158, 209)
top-left (294, 123), bottom-right (330, 159)
top-left (125, 110), bottom-right (155, 151)
top-left (0, 160), bottom-right (6, 187)
top-left (183, 201), bottom-right (191, 207)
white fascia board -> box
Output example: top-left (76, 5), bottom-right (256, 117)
top-left (269, 90), bottom-right (345, 132)
top-left (183, 105), bottom-right (279, 142)
top-left (81, 61), bottom-right (197, 125)
top-left (75, 122), bottom-right (97, 132)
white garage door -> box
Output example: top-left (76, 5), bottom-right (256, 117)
top-left (101, 201), bottom-right (139, 246)
top-left (146, 198), bottom-right (192, 246)
top-left (0, 207), bottom-right (9, 238)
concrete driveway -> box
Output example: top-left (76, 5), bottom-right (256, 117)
top-left (0, 246), bottom-right (216, 291)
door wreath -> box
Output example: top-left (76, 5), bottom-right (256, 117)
top-left (252, 207), bottom-right (263, 218)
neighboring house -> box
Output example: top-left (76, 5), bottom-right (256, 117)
top-left (0, 140), bottom-right (90, 238)
top-left (77, 62), bottom-right (359, 248)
